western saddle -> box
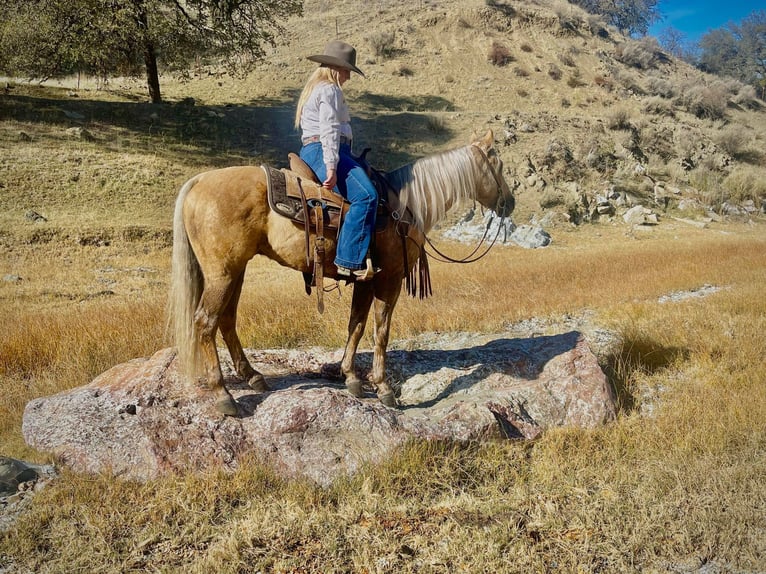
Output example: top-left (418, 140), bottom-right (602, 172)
top-left (261, 151), bottom-right (430, 312)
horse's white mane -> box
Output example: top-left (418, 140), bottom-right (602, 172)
top-left (385, 146), bottom-right (481, 233)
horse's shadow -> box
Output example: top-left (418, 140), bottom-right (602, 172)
top-left (231, 331), bottom-right (584, 415)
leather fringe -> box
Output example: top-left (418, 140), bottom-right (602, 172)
top-left (406, 244), bottom-right (432, 299)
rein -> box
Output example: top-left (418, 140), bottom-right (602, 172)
top-left (424, 143), bottom-right (509, 265)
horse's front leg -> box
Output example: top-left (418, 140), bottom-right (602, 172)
top-left (370, 284), bottom-right (401, 408)
top-left (341, 282), bottom-right (375, 398)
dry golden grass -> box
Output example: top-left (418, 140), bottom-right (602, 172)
top-left (2, 222), bottom-right (765, 572)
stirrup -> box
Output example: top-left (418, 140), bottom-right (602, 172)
top-left (337, 258), bottom-right (378, 281)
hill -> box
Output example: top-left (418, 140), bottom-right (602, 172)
top-left (2, 0), bottom-right (764, 239)
top-left (182, 0), bottom-right (766, 225)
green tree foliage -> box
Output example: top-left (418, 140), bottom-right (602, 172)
top-left (699, 10), bottom-right (766, 99)
top-left (0, 0), bottom-right (303, 103)
top-left (570, 0), bottom-right (660, 36)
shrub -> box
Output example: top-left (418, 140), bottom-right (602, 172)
top-left (643, 96), bottom-right (675, 118)
top-left (606, 107), bottom-right (632, 130)
top-left (587, 14), bottom-right (608, 37)
top-left (539, 189), bottom-right (565, 209)
top-left (548, 64), bottom-right (562, 80)
top-left (520, 43), bottom-right (533, 53)
top-left (722, 166), bottom-right (766, 203)
top-left (368, 30), bottom-right (396, 59)
top-left (688, 166), bottom-right (724, 199)
top-left (426, 114), bottom-right (448, 134)
top-left (615, 37), bottom-right (662, 69)
top-left (581, 138), bottom-right (617, 172)
top-left (714, 126), bottom-right (748, 157)
top-left (539, 138), bottom-right (579, 178)
top-left (593, 75), bottom-right (613, 91)
top-left (567, 73), bottom-right (585, 88)
top-left (646, 77), bottom-right (675, 99)
top-left (679, 83), bottom-right (729, 120)
top-left (488, 41), bottom-right (513, 66)
top-left (555, 6), bottom-right (583, 33)
top-left (558, 52), bottom-right (576, 67)
top-left (733, 85), bottom-right (759, 109)
top-left (513, 66), bottom-right (530, 77)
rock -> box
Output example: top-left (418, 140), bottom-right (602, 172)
top-left (24, 210), bottom-right (47, 222)
top-left (441, 211), bottom-right (516, 244)
top-left (2, 275), bottom-right (22, 283)
top-left (678, 198), bottom-right (701, 212)
top-left (623, 205), bottom-right (657, 225)
top-left (658, 284), bottom-right (721, 304)
top-left (23, 334), bottom-right (616, 486)
top-left (0, 457), bottom-right (54, 497)
top-left (442, 213), bottom-right (550, 249)
top-left (596, 201), bottom-right (614, 216)
top-left (0, 458), bottom-right (56, 536)
top-left (65, 127), bottom-right (94, 141)
top-left (671, 217), bottom-right (708, 229)
top-left (509, 225), bottom-right (552, 248)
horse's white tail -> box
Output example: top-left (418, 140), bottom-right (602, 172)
top-left (167, 175), bottom-right (204, 378)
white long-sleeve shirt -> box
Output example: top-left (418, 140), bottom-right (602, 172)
top-left (300, 82), bottom-right (353, 170)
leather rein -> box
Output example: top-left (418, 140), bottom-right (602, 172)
top-left (424, 143), bottom-right (511, 264)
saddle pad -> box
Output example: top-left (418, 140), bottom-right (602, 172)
top-left (262, 165), bottom-right (346, 231)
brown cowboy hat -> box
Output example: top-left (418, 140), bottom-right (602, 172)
top-left (307, 40), bottom-right (365, 77)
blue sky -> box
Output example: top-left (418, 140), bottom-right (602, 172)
top-left (649, 0), bottom-right (760, 40)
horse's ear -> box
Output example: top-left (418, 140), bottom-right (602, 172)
top-left (471, 129), bottom-right (494, 149)
top-left (480, 129), bottom-right (494, 150)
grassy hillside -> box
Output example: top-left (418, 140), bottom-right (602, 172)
top-left (1, 0), bottom-right (765, 572)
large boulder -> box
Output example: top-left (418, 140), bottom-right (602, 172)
top-left (23, 331), bottom-right (616, 486)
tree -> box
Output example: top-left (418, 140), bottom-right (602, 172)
top-left (0, 0), bottom-right (303, 103)
top-left (570, 0), bottom-right (661, 36)
top-left (699, 11), bottom-right (766, 98)
top-left (657, 26), bottom-right (699, 64)
top-left (738, 11), bottom-right (766, 98)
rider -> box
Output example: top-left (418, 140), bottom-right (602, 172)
top-left (295, 40), bottom-right (378, 281)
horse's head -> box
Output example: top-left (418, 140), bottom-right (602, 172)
top-left (470, 130), bottom-right (515, 218)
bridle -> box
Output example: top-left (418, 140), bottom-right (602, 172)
top-left (423, 142), bottom-right (512, 264)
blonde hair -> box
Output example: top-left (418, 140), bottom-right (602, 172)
top-left (294, 67), bottom-right (342, 129)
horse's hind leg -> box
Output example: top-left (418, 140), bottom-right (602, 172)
top-left (194, 276), bottom-right (240, 416)
top-left (219, 269), bottom-right (269, 393)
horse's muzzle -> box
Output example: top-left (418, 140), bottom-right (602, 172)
top-left (496, 193), bottom-right (515, 218)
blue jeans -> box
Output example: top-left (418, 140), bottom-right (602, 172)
top-left (299, 142), bottom-right (378, 270)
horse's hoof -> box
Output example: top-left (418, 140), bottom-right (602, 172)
top-left (216, 396), bottom-right (239, 417)
top-left (346, 378), bottom-right (364, 398)
top-left (378, 391), bottom-right (397, 408)
top-left (248, 373), bottom-right (270, 393)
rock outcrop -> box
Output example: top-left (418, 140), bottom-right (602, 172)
top-left (23, 331), bottom-right (616, 486)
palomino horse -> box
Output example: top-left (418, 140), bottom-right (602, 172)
top-left (168, 130), bottom-right (514, 415)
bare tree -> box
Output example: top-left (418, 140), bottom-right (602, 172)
top-left (699, 11), bottom-right (766, 98)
